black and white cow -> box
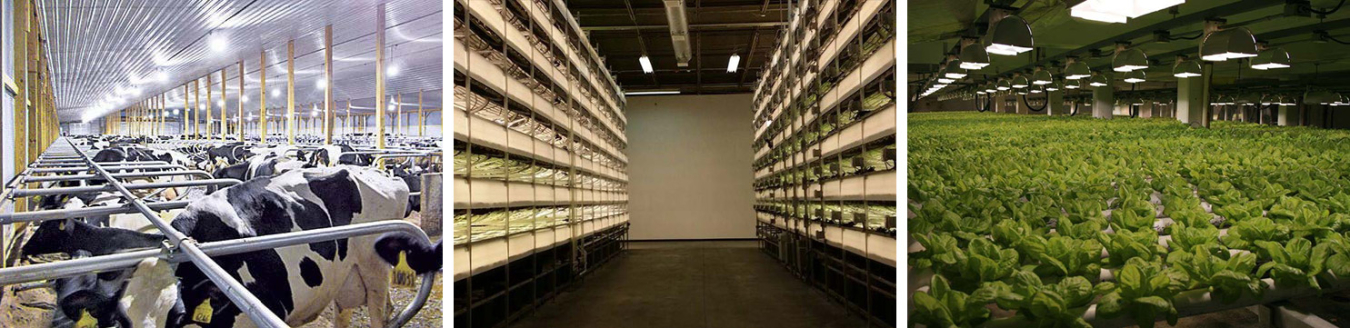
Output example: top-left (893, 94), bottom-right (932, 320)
top-left (205, 143), bottom-right (250, 167)
top-left (23, 167), bottom-right (441, 328)
top-left (302, 145), bottom-right (374, 167)
top-left (212, 154), bottom-right (312, 182)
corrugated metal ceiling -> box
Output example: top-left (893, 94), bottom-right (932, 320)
top-left (37, 0), bottom-right (442, 122)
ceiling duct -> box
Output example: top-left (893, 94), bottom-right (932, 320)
top-left (663, 0), bottom-right (692, 67)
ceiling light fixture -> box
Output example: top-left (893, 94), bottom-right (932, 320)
top-left (1089, 74), bottom-right (1109, 87)
top-left (1031, 68), bottom-right (1053, 85)
top-left (1123, 70), bottom-right (1146, 83)
top-left (1011, 75), bottom-right (1029, 89)
top-left (1201, 27), bottom-right (1258, 61)
top-left (209, 32), bottom-right (229, 52)
top-left (985, 11), bottom-right (1035, 56)
top-left (1045, 81), bottom-right (1061, 92)
top-left (959, 41), bottom-right (990, 70)
top-left (1064, 79), bottom-right (1081, 89)
top-left (1064, 57), bottom-right (1091, 80)
top-left (1071, 0), bottom-right (1184, 23)
top-left (1250, 46), bottom-right (1291, 70)
top-left (944, 60), bottom-right (967, 79)
top-left (727, 54), bottom-right (740, 73)
top-left (1112, 43), bottom-right (1148, 72)
top-left (639, 55), bottom-right (654, 73)
top-left (996, 79), bottom-right (1011, 91)
top-left (1173, 56), bottom-right (1202, 78)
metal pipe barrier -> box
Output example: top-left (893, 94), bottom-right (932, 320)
top-left (10, 179), bottom-right (241, 197)
top-left (23, 170), bottom-right (213, 183)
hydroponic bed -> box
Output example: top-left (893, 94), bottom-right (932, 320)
top-left (908, 112), bottom-right (1350, 328)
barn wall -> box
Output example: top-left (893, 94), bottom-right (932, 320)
top-left (625, 94), bottom-right (756, 240)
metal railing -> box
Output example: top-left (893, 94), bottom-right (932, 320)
top-left (0, 138), bottom-right (438, 327)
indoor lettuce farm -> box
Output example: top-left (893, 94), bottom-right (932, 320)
top-left (908, 112), bottom-right (1350, 327)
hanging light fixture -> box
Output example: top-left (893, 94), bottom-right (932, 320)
top-left (1031, 68), bottom-right (1054, 85)
top-left (1030, 85), bottom-right (1044, 94)
top-left (984, 83), bottom-right (998, 93)
top-left (1045, 81), bottom-right (1061, 92)
top-left (985, 12), bottom-right (1035, 56)
top-left (1011, 75), bottom-right (1029, 89)
top-left (1173, 56), bottom-right (1202, 78)
top-left (1304, 90), bottom-right (1339, 105)
top-left (1064, 57), bottom-right (1091, 80)
top-left (1123, 70), bottom-right (1146, 83)
top-left (1071, 0), bottom-right (1185, 24)
top-left (1112, 43), bottom-right (1149, 72)
top-left (1250, 46), bottom-right (1291, 70)
top-left (938, 77), bottom-right (955, 84)
top-left (1201, 27), bottom-right (1258, 61)
top-left (944, 60), bottom-right (967, 79)
top-left (996, 78), bottom-right (1012, 91)
top-left (1064, 79), bottom-right (1082, 89)
top-left (1089, 74), bottom-right (1109, 87)
top-left (959, 42), bottom-right (990, 70)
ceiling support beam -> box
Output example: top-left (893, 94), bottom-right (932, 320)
top-left (695, 31), bottom-right (701, 93)
top-left (663, 0), bottom-right (692, 67)
top-left (739, 28), bottom-right (760, 87)
top-left (582, 21), bottom-right (785, 31)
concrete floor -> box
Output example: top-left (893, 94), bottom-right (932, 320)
top-left (507, 241), bottom-right (868, 328)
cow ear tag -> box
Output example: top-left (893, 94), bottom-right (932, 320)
top-left (192, 300), bottom-right (213, 324)
top-left (392, 251), bottom-right (416, 288)
top-left (75, 310), bottom-right (97, 328)
top-left (159, 210), bottom-right (173, 220)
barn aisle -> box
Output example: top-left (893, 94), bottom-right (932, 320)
top-left (508, 241), bottom-right (865, 328)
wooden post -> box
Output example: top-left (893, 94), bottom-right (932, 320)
top-left (375, 3), bottom-right (387, 149)
top-left (193, 79), bottom-right (200, 138)
top-left (324, 25), bottom-right (335, 144)
top-left (259, 50), bottom-right (267, 142)
top-left (220, 68), bottom-right (227, 140)
top-left (418, 89), bottom-right (425, 137)
top-left (206, 74), bottom-right (213, 140)
top-left (237, 61), bottom-right (244, 142)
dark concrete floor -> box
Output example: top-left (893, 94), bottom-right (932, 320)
top-left (507, 241), bottom-right (869, 328)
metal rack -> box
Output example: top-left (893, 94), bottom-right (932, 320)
top-left (0, 138), bottom-right (438, 327)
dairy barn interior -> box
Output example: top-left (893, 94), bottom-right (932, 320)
top-left (0, 0), bottom-right (446, 327)
top-left (453, 0), bottom-right (896, 327)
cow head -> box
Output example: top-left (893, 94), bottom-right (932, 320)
top-left (23, 219), bottom-right (82, 257)
top-left (55, 270), bottom-right (133, 328)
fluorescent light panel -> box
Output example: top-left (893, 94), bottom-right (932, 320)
top-left (727, 54), bottom-right (740, 73)
top-left (640, 56), bottom-right (654, 73)
top-left (625, 90), bottom-right (680, 96)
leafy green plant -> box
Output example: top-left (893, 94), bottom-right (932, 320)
top-left (1167, 222), bottom-right (1220, 254)
top-left (1222, 217), bottom-right (1290, 250)
top-left (1098, 229), bottom-right (1165, 267)
top-left (984, 271), bottom-right (1098, 328)
top-left (912, 275), bottom-right (998, 328)
top-left (1166, 244), bottom-right (1263, 303)
top-left (1095, 257), bottom-right (1182, 328)
top-left (1030, 236), bottom-right (1103, 279)
top-left (1255, 239), bottom-right (1330, 289)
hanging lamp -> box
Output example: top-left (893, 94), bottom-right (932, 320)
top-left (1173, 56), bottom-right (1202, 78)
top-left (1123, 70), bottom-right (1146, 83)
top-left (1250, 46), bottom-right (1291, 70)
top-left (1200, 27), bottom-right (1258, 61)
top-left (1064, 57), bottom-right (1091, 79)
top-left (959, 40), bottom-right (990, 70)
top-left (1112, 43), bottom-right (1149, 72)
top-left (985, 11), bottom-right (1034, 56)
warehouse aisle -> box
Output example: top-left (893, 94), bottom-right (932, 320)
top-left (508, 241), bottom-right (866, 328)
